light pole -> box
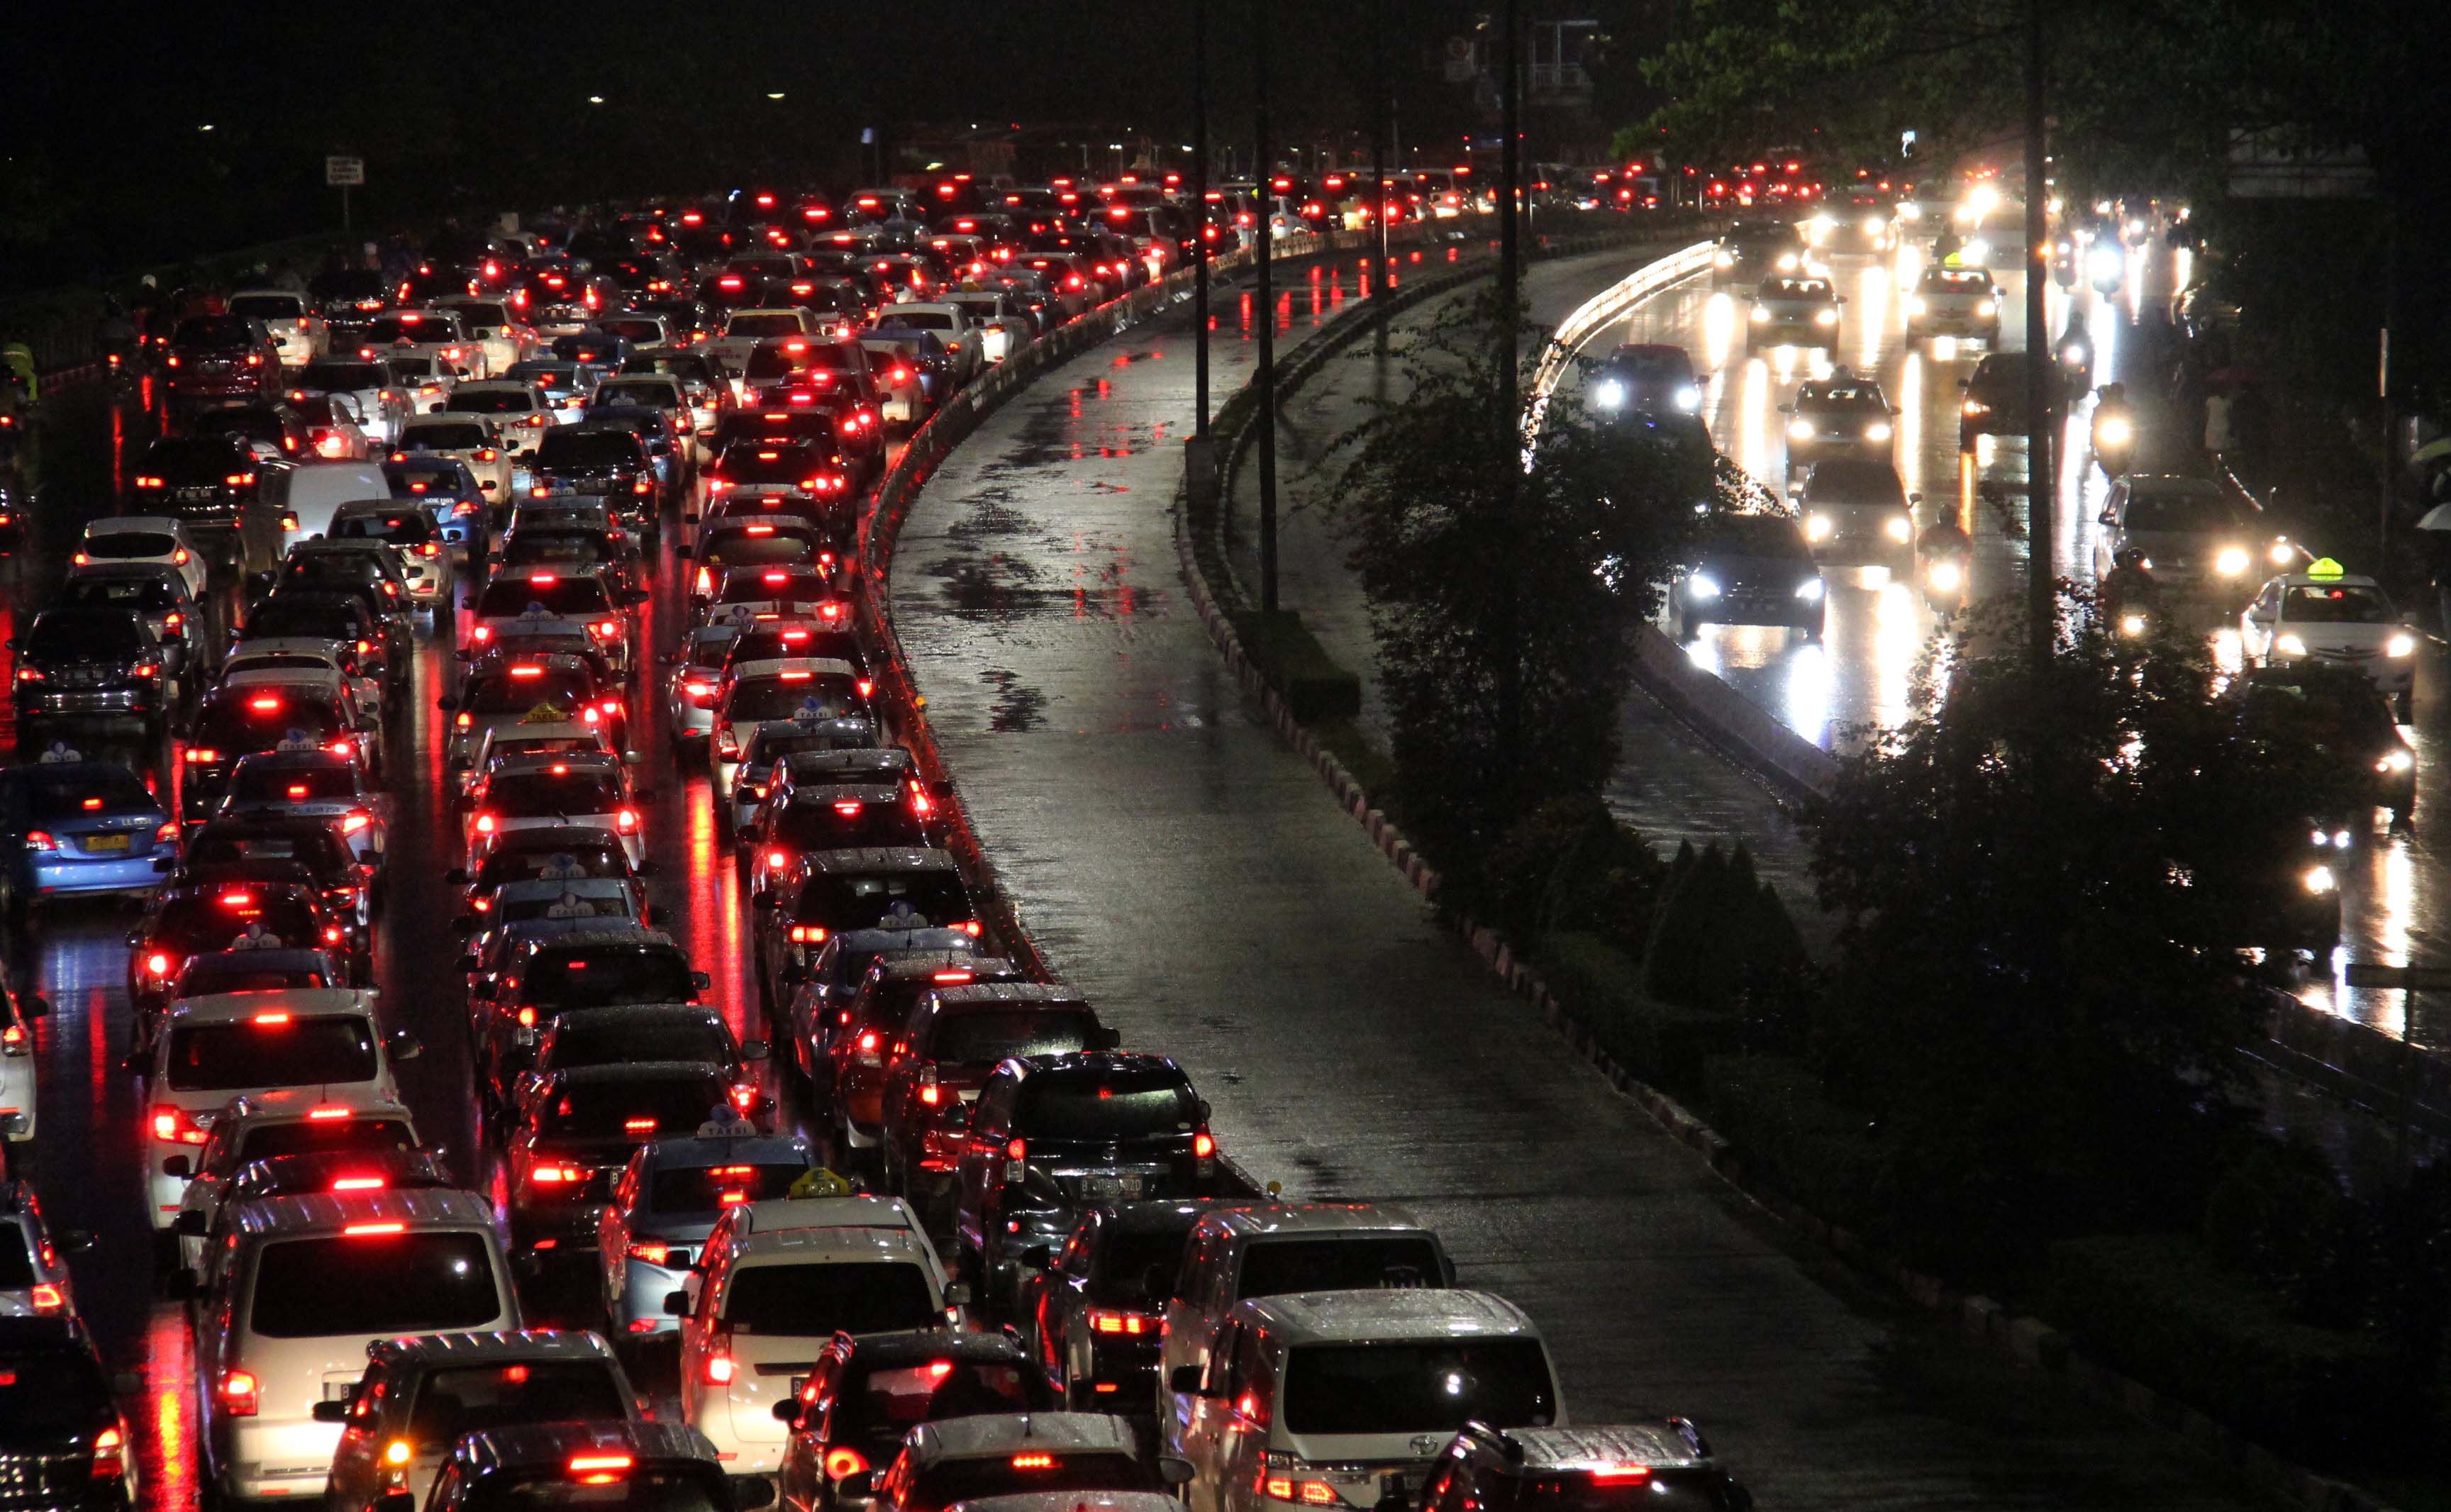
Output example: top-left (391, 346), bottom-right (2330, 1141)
top-left (2022, 0), bottom-right (2053, 667)
top-left (1255, 0), bottom-right (1279, 612)
top-left (1194, 0), bottom-right (1211, 441)
top-left (1372, 0), bottom-right (1389, 340)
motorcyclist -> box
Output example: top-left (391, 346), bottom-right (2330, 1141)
top-left (1916, 517), bottom-right (1972, 562)
top-left (96, 295), bottom-right (138, 370)
top-left (2055, 313), bottom-right (2091, 389)
top-left (2091, 382), bottom-right (2135, 465)
top-left (2100, 547), bottom-right (2158, 629)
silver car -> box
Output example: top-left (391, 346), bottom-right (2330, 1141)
top-left (595, 1133), bottom-right (817, 1339)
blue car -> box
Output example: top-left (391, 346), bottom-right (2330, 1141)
top-left (0, 758), bottom-right (175, 913)
top-left (383, 455), bottom-right (491, 556)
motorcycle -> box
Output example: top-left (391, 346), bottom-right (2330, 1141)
top-left (1917, 530), bottom-right (1973, 610)
top-left (2057, 334), bottom-right (2092, 397)
top-left (2091, 402), bottom-right (2136, 477)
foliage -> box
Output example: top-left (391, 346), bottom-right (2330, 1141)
top-left (1539, 933), bottom-right (1743, 1098)
top-left (1701, 1053), bottom-right (1888, 1231)
top-left (1644, 839), bottom-right (1806, 1011)
top-left (1474, 796), bottom-right (1667, 945)
top-left (2201, 1133), bottom-right (2357, 1324)
top-left (1803, 592), bottom-right (2365, 1271)
top-left (1328, 287), bottom-right (1704, 875)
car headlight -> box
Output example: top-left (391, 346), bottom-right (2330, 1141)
top-left (2096, 414), bottom-right (2133, 446)
top-left (1687, 573), bottom-right (1721, 600)
top-left (1905, 296), bottom-right (1926, 316)
top-left (1713, 250), bottom-right (1733, 268)
top-left (1810, 215), bottom-right (1835, 235)
top-left (2387, 632), bottom-right (2416, 657)
top-left (2060, 341), bottom-right (2088, 365)
top-left (2275, 633), bottom-right (2308, 657)
top-left (2088, 247), bottom-right (2123, 281)
top-left (1594, 378), bottom-right (1625, 410)
top-left (2215, 547), bottom-right (2250, 577)
top-left (2268, 540), bottom-right (2296, 567)
top-left (1862, 216), bottom-right (1885, 236)
top-left (1794, 577), bottom-right (1825, 601)
top-left (1814, 307), bottom-right (1839, 326)
top-left (1960, 237), bottom-right (1990, 263)
top-left (1803, 514), bottom-right (1833, 542)
top-left (2303, 865), bottom-right (2336, 896)
top-left (2380, 749), bottom-right (2415, 772)
top-left (1777, 252), bottom-right (1799, 271)
top-left (1787, 418), bottom-right (1816, 441)
top-left (1975, 299), bottom-right (1996, 316)
top-left (1898, 202), bottom-right (1921, 220)
top-left (1962, 399), bottom-right (1989, 416)
top-left (1750, 306), bottom-right (1770, 323)
top-left (1673, 385), bottom-right (1700, 412)
top-left (2120, 613), bottom-right (2147, 637)
top-left (1885, 515), bottom-right (1913, 542)
top-left (1864, 421), bottom-right (1893, 442)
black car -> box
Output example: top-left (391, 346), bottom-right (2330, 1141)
top-left (776, 1331), bottom-right (1055, 1512)
top-left (10, 606), bottom-right (170, 742)
top-left (2234, 664), bottom-right (2417, 824)
top-left (306, 269), bottom-right (389, 318)
top-left (531, 428), bottom-right (660, 533)
top-left (0, 1316), bottom-right (135, 1511)
top-left (180, 813), bottom-right (374, 963)
top-left (130, 433), bottom-right (282, 562)
top-left (1958, 351), bottom-right (2059, 450)
top-left (756, 849), bottom-right (977, 1013)
top-left (179, 682), bottom-right (359, 826)
top-left (128, 879), bottom-right (342, 1028)
top-left (57, 567), bottom-right (201, 682)
top-left (1667, 514), bottom-right (1824, 640)
top-left (1422, 1422), bottom-right (1753, 1512)
top-left (1021, 1199), bottom-right (1237, 1410)
top-left (1590, 344), bottom-right (1700, 420)
top-left (427, 1421), bottom-right (740, 1512)
top-left (506, 1061), bottom-right (737, 1258)
top-left (953, 1052), bottom-right (1222, 1315)
top-left (1710, 221), bottom-right (1807, 287)
top-left (469, 927), bottom-right (711, 1120)
top-left (233, 591), bottom-right (389, 681)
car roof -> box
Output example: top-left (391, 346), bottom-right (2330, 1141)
top-left (2277, 570), bottom-right (2382, 589)
top-left (802, 847), bottom-right (960, 874)
top-left (517, 925), bottom-right (678, 953)
top-left (168, 987), bottom-right (378, 1023)
top-left (842, 1329), bottom-right (1029, 1369)
top-left (1469, 1423), bottom-right (1711, 1473)
top-left (949, 1496), bottom-right (1178, 1512)
top-left (927, 982), bottom-right (1082, 1009)
top-left (87, 515), bottom-right (185, 535)
top-left (1189, 1203), bottom-right (1429, 1242)
top-left (733, 657), bottom-right (856, 679)
top-left (228, 638), bottom-right (348, 660)
top-left (910, 1413), bottom-right (1139, 1464)
top-left (367, 1329), bottom-right (618, 1371)
top-left (729, 1194), bottom-right (924, 1240)
top-left (230, 1185), bottom-right (491, 1239)
top-left (218, 1084), bottom-right (409, 1122)
top-left (1239, 1288), bottom-right (1539, 1346)
top-left (453, 1420), bottom-right (718, 1479)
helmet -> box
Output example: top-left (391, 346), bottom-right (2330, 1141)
top-left (2115, 547), bottom-right (2147, 570)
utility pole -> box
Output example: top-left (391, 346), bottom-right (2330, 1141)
top-left (1372, 0), bottom-right (1389, 345)
top-left (1193, 0), bottom-right (1211, 441)
top-left (2022, 0), bottom-right (2054, 668)
top-left (1255, 0), bottom-right (1279, 611)
top-left (1498, 0), bottom-right (1522, 358)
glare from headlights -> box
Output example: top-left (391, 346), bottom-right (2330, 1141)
top-left (2381, 749), bottom-right (2414, 772)
top-left (1885, 516), bottom-right (1914, 543)
top-left (2088, 246), bottom-right (2123, 282)
top-left (2121, 613), bottom-right (2147, 637)
top-left (1864, 421), bottom-right (1893, 441)
top-left (1713, 250), bottom-right (1734, 268)
top-left (1777, 252), bottom-right (1799, 271)
top-left (1673, 385), bottom-right (1700, 412)
top-left (2215, 547), bottom-right (2250, 577)
top-left (1926, 560), bottom-right (1962, 592)
top-left (2275, 633), bottom-right (2308, 657)
top-left (1904, 296), bottom-right (1926, 316)
top-left (2387, 632), bottom-right (2417, 657)
top-left (1687, 573), bottom-right (1722, 600)
top-left (2303, 865), bottom-right (2336, 896)
top-left (1960, 237), bottom-right (1990, 263)
top-left (2268, 540), bottom-right (2296, 566)
top-left (1794, 577), bottom-right (1825, 601)
top-left (1750, 306), bottom-right (1770, 323)
top-left (1898, 202), bottom-right (1922, 221)
top-left (1975, 299), bottom-right (1996, 316)
top-left (1862, 216), bottom-right (1885, 236)
top-left (1814, 307), bottom-right (1839, 326)
top-left (2060, 342), bottom-right (2087, 365)
top-left (1964, 185), bottom-right (2001, 218)
top-left (2096, 414), bottom-right (2133, 446)
top-left (1594, 378), bottom-right (1625, 410)
top-left (1810, 214), bottom-right (1835, 235)
top-left (2335, 828), bottom-right (2355, 847)
top-left (1787, 418), bottom-right (1816, 442)
top-left (1803, 514), bottom-right (1833, 542)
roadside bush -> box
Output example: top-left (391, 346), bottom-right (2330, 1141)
top-left (1644, 840), bottom-right (1804, 1009)
top-left (1538, 933), bottom-right (1738, 1100)
top-left (1474, 797), bottom-right (1664, 946)
top-left (2201, 1133), bottom-right (2358, 1325)
top-left (1701, 1054), bottom-right (1884, 1232)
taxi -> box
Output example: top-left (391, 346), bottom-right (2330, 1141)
top-left (2240, 558), bottom-right (2421, 721)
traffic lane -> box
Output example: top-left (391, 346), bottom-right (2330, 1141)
top-left (895, 294), bottom-right (2258, 1508)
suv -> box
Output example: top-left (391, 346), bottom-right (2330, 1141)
top-left (596, 1131), bottom-right (821, 1342)
top-left (164, 315), bottom-right (284, 411)
top-left (953, 1053), bottom-right (1221, 1313)
top-left (755, 850), bottom-right (977, 1013)
top-left (10, 606), bottom-right (170, 742)
top-left (0, 1316), bottom-right (135, 1505)
top-left (131, 433), bottom-right (284, 558)
top-left (775, 1332), bottom-right (1057, 1512)
top-left (875, 979), bottom-right (1111, 1210)
top-left (1421, 1423), bottom-right (1753, 1512)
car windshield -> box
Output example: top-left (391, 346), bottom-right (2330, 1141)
top-left (227, 762), bottom-right (356, 804)
top-left (479, 579), bottom-right (617, 617)
top-left (25, 609), bottom-right (144, 656)
top-left (525, 950), bottom-right (696, 1008)
top-left (794, 872), bottom-right (969, 930)
top-left (406, 423), bottom-right (492, 451)
top-left (248, 1232), bottom-right (501, 1338)
top-left (404, 1362), bottom-right (629, 1444)
top-left (84, 530), bottom-right (179, 559)
top-left (191, 696), bottom-right (343, 749)
top-left (598, 382), bottom-right (682, 408)
top-left (905, 1452), bottom-right (1150, 1512)
top-left (236, 1116), bottom-right (417, 1164)
top-left (465, 1471), bottom-right (726, 1512)
top-left (538, 433), bottom-right (644, 467)
top-left (1805, 384), bottom-right (1882, 408)
top-left (727, 677), bottom-right (862, 722)
top-left (2123, 490), bottom-right (2238, 533)
top-left (2283, 585), bottom-right (2396, 624)
top-left (1238, 1235), bottom-right (1443, 1297)
top-left (469, 672), bottom-right (596, 714)
top-left (1015, 1067), bottom-right (1196, 1140)
top-left (540, 1074), bottom-right (726, 1140)
top-left (727, 315), bottom-right (806, 338)
top-left (20, 766), bottom-right (152, 818)
top-left (1606, 350), bottom-right (1688, 381)
top-left (333, 511), bottom-right (438, 546)
top-left (1281, 1339), bottom-right (1556, 1435)
top-left (61, 577), bottom-right (182, 613)
top-left (0, 1346), bottom-right (114, 1434)
top-left (1706, 516), bottom-right (1811, 560)
top-left (702, 535), bottom-right (819, 568)
top-left (489, 770), bottom-right (624, 817)
top-left (931, 1009), bottom-right (1099, 1064)
top-left (645, 1161), bottom-right (808, 1213)
top-left (165, 1017), bottom-right (377, 1091)
top-left (838, 1359), bottom-right (1038, 1455)
top-left (718, 1261), bottom-right (938, 1335)
top-left (447, 390), bottom-right (535, 415)
top-left (187, 824), bottom-right (353, 873)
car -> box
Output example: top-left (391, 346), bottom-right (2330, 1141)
top-left (505, 1060), bottom-right (742, 1261)
top-left (377, 350), bottom-right (462, 413)
top-left (1957, 352), bottom-right (2047, 451)
top-left (0, 965), bottom-right (40, 1152)
top-left (757, 849), bottom-right (975, 1012)
top-left (674, 1194), bottom-right (959, 1477)
top-left (372, 307), bottom-right (488, 378)
top-left (940, 292), bottom-right (1033, 365)
top-left (450, 824), bottom-right (641, 912)
top-left (382, 452), bottom-right (492, 555)
top-left (953, 1053), bottom-right (1222, 1314)
top-left (1018, 1201), bottom-right (1238, 1413)
top-left (466, 569), bottom-right (647, 674)
top-left (322, 1330), bottom-right (642, 1512)
top-left (2234, 663), bottom-right (2418, 825)
top-left (293, 358), bottom-right (409, 445)
top-left (743, 775), bottom-right (933, 896)
top-left (421, 1421), bottom-right (740, 1512)
top-left (867, 969), bottom-right (1073, 1205)
top-left (128, 879), bottom-right (347, 1040)
top-left (1711, 222), bottom-right (1808, 287)
top-left (2241, 560), bottom-right (2422, 719)
top-left (1167, 1291), bottom-right (1562, 1512)
top-left (2091, 474), bottom-right (2287, 600)
top-left (1589, 344), bottom-right (1700, 418)
top-left (665, 623), bottom-right (744, 750)
top-left (130, 433), bottom-right (287, 565)
top-left (512, 1004), bottom-right (760, 1127)
top-left (0, 759), bottom-right (177, 915)
top-left (0, 1315), bottom-right (135, 1505)
top-left (508, 358), bottom-right (613, 423)
top-left (0, 1177), bottom-right (86, 1319)
top-left (432, 295), bottom-right (541, 377)
top-left (229, 593), bottom-right (392, 697)
top-left (162, 314), bottom-right (284, 411)
top-left (465, 750), bottom-right (646, 871)
top-left (517, 267), bottom-right (621, 338)
top-left (1420, 1422), bottom-right (1755, 1512)
top-left (192, 1189), bottom-right (518, 1504)
top-left (77, 516), bottom-right (209, 600)
top-left (282, 391), bottom-right (374, 460)
top-left (179, 810), bottom-right (379, 960)
top-left (166, 1085), bottom-right (425, 1282)
top-left (774, 1331), bottom-right (1058, 1512)
top-left (265, 457), bottom-right (391, 541)
top-left (308, 268), bottom-right (391, 319)
top-left (1744, 277), bottom-right (1843, 351)
top-left (56, 563), bottom-right (201, 682)
top-left (713, 660), bottom-right (874, 799)
top-left (211, 747), bottom-right (387, 869)
top-left (1780, 374), bottom-right (1894, 473)
top-left (703, 566), bottom-right (844, 623)
top-left (460, 714), bottom-right (625, 804)
top-left (621, 347), bottom-right (735, 441)
top-left (185, 669), bottom-right (382, 816)
top-left (531, 426), bottom-right (662, 535)
top-left (396, 413), bottom-right (517, 518)
top-left (439, 381), bottom-right (556, 485)
top-left (708, 308), bottom-right (826, 385)
top-left (1904, 265), bottom-right (2002, 344)
top-left (864, 1413), bottom-right (1177, 1512)
top-left (596, 1130), bottom-right (821, 1343)
top-left (1668, 513), bottom-right (1825, 640)
top-left (876, 306), bottom-right (983, 386)
top-left (467, 927), bottom-right (711, 1111)
top-left (577, 404), bottom-right (688, 495)
top-left (1795, 460), bottom-right (1914, 567)
top-left (9, 606), bottom-right (171, 743)
top-left (328, 500), bottom-right (455, 613)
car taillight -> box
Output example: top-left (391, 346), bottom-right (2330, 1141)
top-left (531, 1164), bottom-right (584, 1184)
top-left (474, 812), bottom-right (497, 834)
top-left (22, 830), bottom-right (55, 852)
top-left (340, 811), bottom-right (372, 836)
top-left (1194, 1130), bottom-right (1216, 1159)
top-left (145, 952), bottom-right (174, 978)
top-left (219, 1369), bottom-right (260, 1416)
top-left (716, 727), bottom-right (739, 758)
top-left (789, 925), bottom-right (828, 943)
top-left (90, 1425), bottom-right (126, 1482)
top-left (1089, 1309), bottom-right (1155, 1335)
top-left (616, 808), bottom-right (640, 834)
top-left (150, 1104), bottom-right (206, 1143)
top-left (823, 1449), bottom-right (868, 1482)
top-left (704, 1352), bottom-right (736, 1386)
top-left (626, 1240), bottom-right (670, 1264)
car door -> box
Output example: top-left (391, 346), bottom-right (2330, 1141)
top-left (1178, 1318), bottom-right (1242, 1512)
top-left (957, 1073), bottom-right (1018, 1257)
top-left (1217, 1325), bottom-right (1275, 1512)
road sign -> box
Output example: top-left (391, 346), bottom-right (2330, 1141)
top-left (2227, 128), bottom-right (2372, 200)
top-left (325, 155), bottom-right (365, 187)
top-left (2343, 963), bottom-right (2451, 991)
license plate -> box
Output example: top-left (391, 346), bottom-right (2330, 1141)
top-left (790, 1376), bottom-right (808, 1396)
top-left (79, 834), bottom-right (131, 853)
top-left (1083, 1174), bottom-right (1144, 1201)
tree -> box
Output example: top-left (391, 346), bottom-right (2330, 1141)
top-left (1806, 595), bottom-right (2365, 1271)
top-left (1329, 288), bottom-right (1707, 877)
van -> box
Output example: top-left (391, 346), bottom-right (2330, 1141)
top-left (1157, 1205), bottom-right (1452, 1408)
top-left (195, 1188), bottom-right (519, 1502)
top-left (267, 460), bottom-right (389, 543)
top-left (1168, 1291), bottom-right (1563, 1512)
top-left (170, 1087), bottom-right (421, 1282)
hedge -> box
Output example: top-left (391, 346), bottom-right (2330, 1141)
top-left (1227, 608), bottom-right (1362, 723)
top-left (2045, 1233), bottom-right (2413, 1466)
top-left (1701, 1053), bottom-right (1886, 1233)
top-left (1538, 932), bottom-right (1738, 1101)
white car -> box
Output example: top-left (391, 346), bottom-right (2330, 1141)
top-left (1903, 265), bottom-right (2003, 343)
top-left (396, 413), bottom-right (516, 511)
top-left (227, 289), bottom-right (324, 367)
top-left (463, 749), bottom-right (643, 872)
top-left (165, 1086), bottom-right (422, 1284)
top-left (377, 308), bottom-right (488, 379)
top-left (2240, 562), bottom-right (2421, 719)
top-left (265, 459), bottom-right (390, 542)
top-left (144, 990), bottom-right (409, 1245)
top-left (223, 638), bottom-right (382, 726)
top-left (291, 358), bottom-right (409, 446)
top-left (377, 352), bottom-right (458, 413)
top-left (437, 381), bottom-right (553, 493)
top-left (706, 308), bottom-right (822, 394)
top-left (78, 516), bottom-right (209, 600)
top-left (877, 303), bottom-right (983, 384)
top-left (0, 977), bottom-right (38, 1152)
top-left (940, 292), bottom-right (1032, 365)
top-left (328, 499), bottom-right (456, 617)
top-left (432, 296), bottom-right (539, 377)
top-left (675, 1194), bottom-right (956, 1475)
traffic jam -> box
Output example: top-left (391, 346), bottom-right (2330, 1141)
top-left (0, 179), bottom-right (1757, 1512)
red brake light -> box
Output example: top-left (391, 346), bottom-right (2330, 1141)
top-left (343, 1221), bottom-right (405, 1237)
top-left (219, 1369), bottom-right (260, 1416)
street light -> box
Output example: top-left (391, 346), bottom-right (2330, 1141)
top-left (765, 91), bottom-right (786, 101)
top-left (587, 95), bottom-right (605, 105)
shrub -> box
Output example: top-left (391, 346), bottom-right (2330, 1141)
top-left (1538, 932), bottom-right (1737, 1100)
top-left (1701, 1054), bottom-right (1885, 1231)
top-left (1228, 609), bottom-right (1362, 723)
top-left (1474, 798), bottom-right (1664, 945)
top-left (2201, 1133), bottom-right (2357, 1324)
top-left (1645, 840), bottom-right (1805, 1009)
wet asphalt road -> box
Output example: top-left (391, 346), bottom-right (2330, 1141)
top-left (889, 252), bottom-right (2266, 1506)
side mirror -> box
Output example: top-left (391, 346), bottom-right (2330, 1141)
top-left (691, 970), bottom-right (713, 991)
top-left (1159, 1458), bottom-right (1197, 1489)
top-left (945, 1281), bottom-right (972, 1306)
top-left (663, 1289), bottom-right (691, 1316)
top-left (163, 1155), bottom-right (192, 1179)
top-left (1906, 491), bottom-right (1923, 506)
top-left (741, 1038), bottom-right (770, 1062)
top-left (772, 1398), bottom-right (803, 1425)
top-left (1168, 1364), bottom-right (1208, 1396)
top-left (1774, 404), bottom-right (1791, 414)
top-left (311, 1400), bottom-right (351, 1423)
top-left (1090, 1025), bottom-right (1122, 1050)
top-left (389, 1030), bottom-right (423, 1061)
top-left (435, 693), bottom-right (458, 711)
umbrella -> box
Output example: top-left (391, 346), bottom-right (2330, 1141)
top-left (2414, 502), bottom-right (2451, 532)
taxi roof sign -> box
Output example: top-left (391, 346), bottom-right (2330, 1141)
top-left (2307, 557), bottom-right (2347, 582)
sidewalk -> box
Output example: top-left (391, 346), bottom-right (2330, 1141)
top-left (889, 264), bottom-right (2260, 1508)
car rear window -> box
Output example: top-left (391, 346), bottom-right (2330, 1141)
top-left (540, 1074), bottom-right (725, 1139)
top-left (25, 608), bottom-right (144, 656)
top-left (646, 1161), bottom-right (808, 1213)
top-left (248, 1231), bottom-right (501, 1338)
top-left (838, 1358), bottom-right (1036, 1456)
top-left (794, 872), bottom-right (969, 930)
top-left (476, 841), bottom-right (629, 888)
top-left (405, 1361), bottom-right (627, 1442)
top-left (186, 825), bottom-right (353, 874)
top-left (1237, 1235), bottom-right (1443, 1297)
top-left (236, 1116), bottom-right (417, 1164)
top-left (536, 432), bottom-right (645, 468)
top-left (477, 578), bottom-right (616, 617)
top-left (165, 1017), bottom-right (377, 1091)
top-left (526, 950), bottom-right (696, 1009)
top-left (301, 362), bottom-right (386, 391)
top-left (929, 1009), bottom-right (1098, 1064)
top-left (719, 1260), bottom-right (938, 1335)
top-left (333, 511), bottom-right (438, 546)
top-left (447, 389), bottom-right (537, 415)
top-left (191, 696), bottom-right (343, 750)
top-left (145, 436), bottom-right (243, 472)
top-left (464, 1470), bottom-right (726, 1512)
top-left (242, 598), bottom-right (363, 641)
top-left (84, 531), bottom-right (180, 560)
top-left (469, 672), bottom-right (596, 714)
top-left (177, 959), bottom-right (332, 995)
top-left (775, 799), bottom-right (921, 851)
top-left (1280, 1338), bottom-right (1555, 1435)
top-left (0, 1345), bottom-right (113, 1433)
top-left (19, 766), bottom-right (152, 818)
top-left (174, 317), bottom-right (255, 348)
top-left (725, 674), bottom-right (864, 723)
top-left (701, 534), bottom-right (821, 569)
top-left (1014, 1067), bottom-right (1196, 1140)
top-left (550, 1017), bottom-right (728, 1070)
top-left (489, 770), bottom-right (623, 816)
top-left (60, 577), bottom-right (182, 613)
top-left (157, 893), bottom-right (321, 950)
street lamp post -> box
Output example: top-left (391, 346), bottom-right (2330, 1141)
top-left (1255, 0), bottom-right (1278, 612)
top-left (1372, 0), bottom-right (1389, 340)
top-left (1193, 0), bottom-right (1211, 441)
top-left (2023, 0), bottom-right (2054, 667)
